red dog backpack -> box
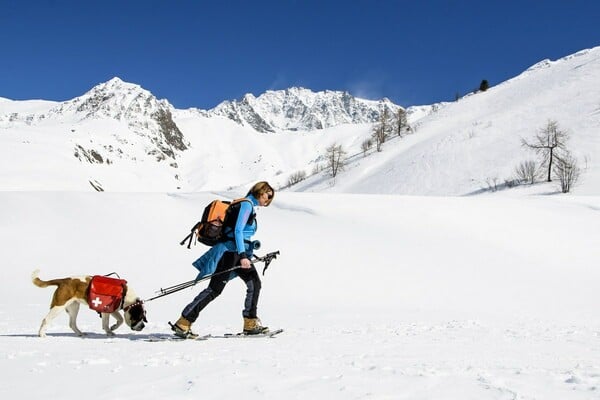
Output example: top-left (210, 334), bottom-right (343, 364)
top-left (87, 275), bottom-right (128, 313)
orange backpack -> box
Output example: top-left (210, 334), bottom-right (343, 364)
top-left (181, 198), bottom-right (252, 248)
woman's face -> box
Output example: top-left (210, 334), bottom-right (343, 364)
top-left (258, 190), bottom-right (273, 206)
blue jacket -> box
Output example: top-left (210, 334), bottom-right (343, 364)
top-left (192, 194), bottom-right (258, 279)
top-left (223, 194), bottom-right (258, 256)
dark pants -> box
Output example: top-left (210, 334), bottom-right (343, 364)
top-left (182, 252), bottom-right (262, 323)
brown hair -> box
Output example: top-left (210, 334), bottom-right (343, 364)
top-left (248, 181), bottom-right (274, 206)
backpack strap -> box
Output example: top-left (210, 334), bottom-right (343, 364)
top-left (222, 198), bottom-right (255, 243)
top-left (180, 221), bottom-right (201, 249)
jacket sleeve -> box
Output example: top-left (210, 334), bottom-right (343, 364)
top-left (233, 201), bottom-right (253, 257)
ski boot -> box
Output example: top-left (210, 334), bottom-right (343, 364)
top-left (243, 317), bottom-right (269, 335)
top-left (169, 316), bottom-right (199, 339)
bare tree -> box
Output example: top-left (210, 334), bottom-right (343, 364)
top-left (554, 151), bottom-right (580, 193)
top-left (372, 107), bottom-right (392, 151)
top-left (514, 160), bottom-right (540, 184)
top-left (325, 142), bottom-right (346, 178)
top-left (361, 138), bottom-right (373, 156)
top-left (485, 177), bottom-right (499, 192)
top-left (521, 120), bottom-right (569, 182)
top-left (287, 170), bottom-right (307, 186)
top-left (311, 163), bottom-right (322, 175)
top-left (372, 123), bottom-right (385, 152)
top-left (396, 108), bottom-right (408, 137)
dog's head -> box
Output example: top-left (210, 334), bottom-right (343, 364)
top-left (123, 299), bottom-right (147, 331)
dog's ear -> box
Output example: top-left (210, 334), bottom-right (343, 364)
top-left (134, 298), bottom-right (147, 322)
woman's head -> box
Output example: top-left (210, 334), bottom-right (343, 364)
top-left (248, 181), bottom-right (275, 206)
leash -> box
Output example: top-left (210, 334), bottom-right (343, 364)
top-left (143, 251), bottom-right (280, 303)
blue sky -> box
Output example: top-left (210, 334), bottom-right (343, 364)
top-left (1, 0), bottom-right (599, 109)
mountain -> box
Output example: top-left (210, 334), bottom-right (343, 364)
top-left (56, 77), bottom-right (188, 160)
top-left (208, 87), bottom-right (402, 133)
top-left (1, 46), bottom-right (599, 194)
top-left (1, 77), bottom-right (188, 163)
top-left (0, 81), bottom-right (404, 191)
top-left (290, 47), bottom-right (600, 195)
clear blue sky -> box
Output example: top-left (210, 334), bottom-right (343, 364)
top-left (1, 0), bottom-right (599, 109)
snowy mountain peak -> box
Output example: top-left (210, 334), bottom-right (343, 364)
top-left (67, 77), bottom-right (188, 160)
top-left (101, 76), bottom-right (134, 89)
top-left (209, 86), bottom-right (403, 132)
top-left (56, 77), bottom-right (164, 120)
top-left (0, 77), bottom-right (188, 172)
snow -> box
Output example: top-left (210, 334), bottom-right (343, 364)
top-left (294, 47), bottom-right (600, 196)
top-left (209, 86), bottom-right (400, 132)
top-left (2, 47), bottom-right (600, 195)
top-left (1, 46), bottom-right (600, 399)
top-left (1, 191), bottom-right (599, 399)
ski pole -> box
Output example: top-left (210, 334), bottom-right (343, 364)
top-left (144, 266), bottom-right (241, 302)
top-left (161, 251), bottom-right (280, 290)
top-left (158, 279), bottom-right (197, 293)
top-left (143, 250), bottom-right (281, 302)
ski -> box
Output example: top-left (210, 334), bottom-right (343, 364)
top-left (144, 333), bottom-right (210, 342)
top-left (214, 328), bottom-right (284, 339)
top-left (143, 328), bottom-right (284, 341)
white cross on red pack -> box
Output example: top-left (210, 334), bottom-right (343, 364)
top-left (91, 297), bottom-right (103, 308)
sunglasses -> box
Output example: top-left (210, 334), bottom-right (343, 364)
top-left (266, 192), bottom-right (273, 200)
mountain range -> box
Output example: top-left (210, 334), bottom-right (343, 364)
top-left (1, 46), bottom-right (599, 195)
top-left (207, 87), bottom-right (401, 133)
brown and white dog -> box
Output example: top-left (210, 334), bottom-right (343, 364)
top-left (32, 269), bottom-right (147, 337)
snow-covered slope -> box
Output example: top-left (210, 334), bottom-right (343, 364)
top-left (294, 48), bottom-right (600, 195)
top-left (1, 191), bottom-right (599, 399)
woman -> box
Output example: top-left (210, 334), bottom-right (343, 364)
top-left (171, 181), bottom-right (275, 338)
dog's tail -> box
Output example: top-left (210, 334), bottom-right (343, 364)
top-left (31, 269), bottom-right (66, 288)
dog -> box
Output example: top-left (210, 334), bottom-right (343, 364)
top-left (32, 269), bottom-right (147, 337)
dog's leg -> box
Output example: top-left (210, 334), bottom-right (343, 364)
top-left (110, 311), bottom-right (124, 332)
top-left (101, 313), bottom-right (116, 336)
top-left (65, 301), bottom-right (85, 337)
top-left (38, 306), bottom-right (65, 337)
